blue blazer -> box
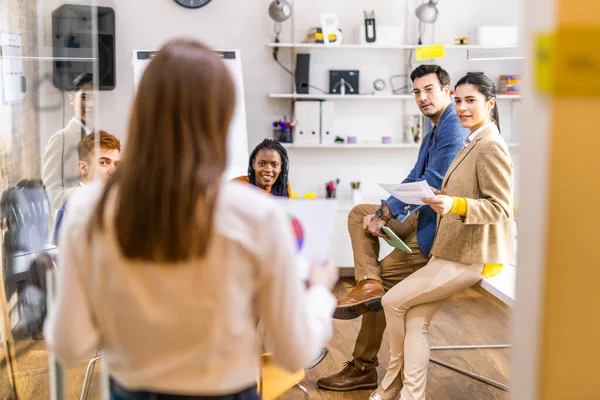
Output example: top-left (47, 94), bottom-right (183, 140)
top-left (384, 105), bottom-right (467, 256)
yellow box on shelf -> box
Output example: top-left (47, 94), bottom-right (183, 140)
top-left (290, 193), bottom-right (317, 199)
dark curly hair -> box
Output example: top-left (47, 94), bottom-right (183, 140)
top-left (248, 139), bottom-right (289, 197)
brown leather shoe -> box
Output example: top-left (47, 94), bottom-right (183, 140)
top-left (317, 360), bottom-right (378, 391)
top-left (334, 279), bottom-right (384, 320)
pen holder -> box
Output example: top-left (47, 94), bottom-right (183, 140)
top-left (351, 188), bottom-right (362, 206)
top-left (273, 127), bottom-right (293, 143)
top-left (326, 178), bottom-right (340, 199)
top-left (326, 186), bottom-right (336, 199)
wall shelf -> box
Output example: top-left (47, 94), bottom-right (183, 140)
top-left (282, 143), bottom-right (520, 149)
top-left (282, 143), bottom-right (421, 149)
top-left (269, 93), bottom-right (413, 100)
top-left (267, 43), bottom-right (521, 51)
top-left (269, 93), bottom-right (522, 100)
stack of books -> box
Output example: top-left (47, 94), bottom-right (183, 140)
top-left (498, 75), bottom-right (521, 94)
top-left (405, 114), bottom-right (434, 144)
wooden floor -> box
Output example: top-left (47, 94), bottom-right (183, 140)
top-left (0, 278), bottom-right (510, 399)
top-left (0, 316), bottom-right (105, 399)
top-left (0, 338), bottom-right (102, 400)
top-left (282, 278), bottom-right (511, 400)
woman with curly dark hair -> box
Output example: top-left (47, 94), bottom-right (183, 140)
top-left (233, 138), bottom-right (291, 197)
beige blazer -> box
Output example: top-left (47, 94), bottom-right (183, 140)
top-left (41, 119), bottom-right (86, 221)
top-left (430, 125), bottom-right (515, 265)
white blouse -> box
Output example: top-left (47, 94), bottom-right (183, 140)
top-left (44, 181), bottom-right (336, 395)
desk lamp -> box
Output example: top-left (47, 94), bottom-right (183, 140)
top-left (415, 0), bottom-right (439, 45)
top-left (268, 0), bottom-right (292, 64)
top-left (268, 0), bottom-right (291, 41)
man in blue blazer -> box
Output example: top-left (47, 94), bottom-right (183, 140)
top-left (317, 65), bottom-right (467, 391)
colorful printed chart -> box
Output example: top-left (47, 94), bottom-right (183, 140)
top-left (288, 215), bottom-right (304, 252)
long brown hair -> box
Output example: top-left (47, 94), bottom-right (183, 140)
top-left (89, 39), bottom-right (235, 262)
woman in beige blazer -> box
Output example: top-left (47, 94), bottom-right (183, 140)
top-left (370, 73), bottom-right (514, 400)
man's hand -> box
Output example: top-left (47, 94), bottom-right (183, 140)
top-left (363, 213), bottom-right (388, 238)
top-left (421, 195), bottom-right (454, 216)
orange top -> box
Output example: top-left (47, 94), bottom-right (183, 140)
top-left (233, 176), bottom-right (292, 197)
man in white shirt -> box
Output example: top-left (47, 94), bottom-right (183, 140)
top-left (42, 72), bottom-right (95, 226)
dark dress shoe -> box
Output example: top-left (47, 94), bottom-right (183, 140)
top-left (317, 360), bottom-right (378, 391)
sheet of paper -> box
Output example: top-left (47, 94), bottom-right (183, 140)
top-left (1, 33), bottom-right (25, 103)
top-left (380, 180), bottom-right (436, 205)
top-left (275, 199), bottom-right (338, 281)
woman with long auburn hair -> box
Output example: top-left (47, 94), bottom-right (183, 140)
top-left (44, 38), bottom-right (338, 400)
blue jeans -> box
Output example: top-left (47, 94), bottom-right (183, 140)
top-left (110, 379), bottom-right (259, 400)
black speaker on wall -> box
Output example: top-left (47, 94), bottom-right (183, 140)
top-left (294, 53), bottom-right (310, 94)
top-left (52, 4), bottom-right (115, 91)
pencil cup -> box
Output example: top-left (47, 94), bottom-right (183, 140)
top-left (351, 189), bottom-right (362, 206)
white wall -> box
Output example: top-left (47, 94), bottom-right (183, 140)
top-left (36, 0), bottom-right (522, 200)
top-left (37, 0), bottom-right (288, 146)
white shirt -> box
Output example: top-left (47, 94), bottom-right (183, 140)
top-left (71, 117), bottom-right (92, 134)
top-left (44, 181), bottom-right (336, 395)
top-left (463, 122), bottom-right (496, 147)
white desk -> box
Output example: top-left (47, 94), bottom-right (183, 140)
top-left (479, 226), bottom-right (518, 307)
top-left (479, 264), bottom-right (516, 307)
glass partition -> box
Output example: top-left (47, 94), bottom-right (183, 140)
top-left (0, 0), bottom-right (105, 398)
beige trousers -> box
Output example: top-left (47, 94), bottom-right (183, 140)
top-left (380, 256), bottom-right (484, 400)
top-left (347, 204), bottom-right (430, 365)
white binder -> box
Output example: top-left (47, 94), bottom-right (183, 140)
top-left (320, 102), bottom-right (336, 144)
top-left (294, 101), bottom-right (320, 144)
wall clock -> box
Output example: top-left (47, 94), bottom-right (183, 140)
top-left (174, 0), bottom-right (212, 9)
top-left (373, 79), bottom-right (386, 92)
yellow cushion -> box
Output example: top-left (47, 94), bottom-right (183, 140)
top-left (258, 353), bottom-right (305, 400)
top-left (482, 263), bottom-right (503, 278)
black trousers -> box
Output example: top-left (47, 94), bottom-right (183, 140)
top-left (110, 379), bottom-right (259, 400)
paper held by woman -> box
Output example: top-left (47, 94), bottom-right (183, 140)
top-left (379, 181), bottom-right (435, 205)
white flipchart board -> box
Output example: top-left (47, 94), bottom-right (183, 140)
top-left (132, 50), bottom-right (249, 180)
